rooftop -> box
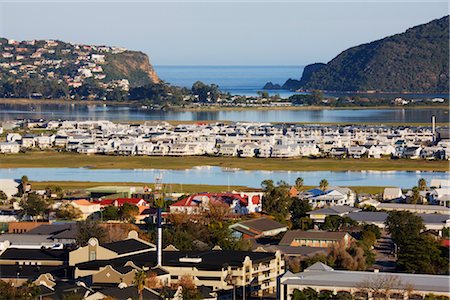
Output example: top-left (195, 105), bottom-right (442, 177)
top-left (280, 263), bottom-right (450, 294)
top-left (279, 230), bottom-right (349, 246)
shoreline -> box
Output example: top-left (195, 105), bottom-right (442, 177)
top-left (1, 152), bottom-right (447, 172)
top-left (0, 98), bottom-right (447, 112)
top-left (30, 180), bottom-right (389, 195)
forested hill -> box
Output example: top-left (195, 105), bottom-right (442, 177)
top-left (0, 38), bottom-right (159, 99)
top-left (282, 16), bottom-right (449, 93)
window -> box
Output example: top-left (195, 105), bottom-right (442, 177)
top-left (89, 250), bottom-right (96, 260)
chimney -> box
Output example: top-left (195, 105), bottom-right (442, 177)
top-left (157, 206), bottom-right (162, 266)
top-left (431, 115), bottom-right (436, 144)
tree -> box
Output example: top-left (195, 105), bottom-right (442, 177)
top-left (191, 81), bottom-right (220, 102)
top-left (295, 177), bottom-right (304, 191)
top-left (0, 190), bottom-right (7, 201)
top-left (418, 178), bottom-right (427, 191)
top-left (261, 180), bottom-right (294, 221)
top-left (385, 211), bottom-right (424, 246)
top-left (409, 186), bottom-right (421, 204)
top-left (290, 199), bottom-right (312, 229)
top-left (362, 224), bottom-right (381, 239)
top-left (320, 216), bottom-right (356, 231)
top-left (20, 192), bottom-right (52, 220)
top-left (18, 175), bottom-right (29, 196)
top-left (119, 203), bottom-right (139, 221)
top-left (357, 275), bottom-right (403, 300)
top-left (178, 275), bottom-right (202, 300)
top-left (0, 280), bottom-right (40, 300)
top-left (335, 291), bottom-right (354, 300)
top-left (319, 179), bottom-right (329, 191)
top-left (134, 269), bottom-right (146, 300)
top-left (76, 220), bottom-right (106, 246)
top-left (45, 185), bottom-right (64, 198)
top-left (329, 242), bottom-right (367, 271)
top-left (56, 203), bottom-right (82, 220)
top-left (102, 206), bottom-right (119, 221)
top-left (397, 235), bottom-right (448, 274)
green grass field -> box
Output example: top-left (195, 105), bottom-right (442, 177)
top-left (1, 152), bottom-right (447, 171)
top-left (30, 180), bottom-right (387, 195)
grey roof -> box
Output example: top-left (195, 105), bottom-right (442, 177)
top-left (0, 234), bottom-right (52, 245)
top-left (308, 206), bottom-right (360, 216)
top-left (305, 262), bottom-right (334, 271)
top-left (347, 211), bottom-right (450, 225)
top-left (232, 217), bottom-right (287, 233)
top-left (280, 264), bottom-right (450, 293)
top-left (418, 213), bottom-right (450, 225)
top-left (279, 230), bottom-right (349, 246)
top-left (27, 223), bottom-right (75, 235)
top-left (347, 211), bottom-right (388, 223)
top-left (378, 203), bottom-right (450, 213)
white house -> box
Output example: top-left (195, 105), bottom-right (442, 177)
top-left (239, 143), bottom-right (259, 158)
top-left (271, 145), bottom-right (298, 158)
top-left (383, 187), bottom-right (403, 201)
top-left (0, 142), bottom-right (20, 153)
top-left (218, 143), bottom-right (239, 156)
top-left (347, 146), bottom-right (367, 158)
top-left (0, 179), bottom-right (19, 199)
top-left (302, 187), bottom-right (355, 208)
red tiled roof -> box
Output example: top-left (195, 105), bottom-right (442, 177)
top-left (115, 198), bottom-right (145, 205)
top-left (98, 199), bottom-right (114, 206)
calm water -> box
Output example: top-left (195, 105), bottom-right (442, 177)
top-left (0, 167), bottom-right (447, 188)
top-left (0, 103), bottom-right (448, 123)
top-left (155, 65), bottom-right (448, 99)
top-left (155, 65), bottom-right (302, 97)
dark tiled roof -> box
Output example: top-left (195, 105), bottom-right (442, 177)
top-left (235, 217), bottom-right (287, 233)
top-left (51, 227), bottom-right (78, 240)
top-left (77, 250), bottom-right (276, 271)
top-left (100, 286), bottom-right (162, 300)
top-left (0, 264), bottom-right (66, 279)
top-left (279, 230), bottom-right (349, 246)
top-left (114, 265), bottom-right (135, 274)
top-left (27, 223), bottom-right (76, 235)
top-left (0, 248), bottom-right (69, 261)
top-left (102, 239), bottom-right (151, 255)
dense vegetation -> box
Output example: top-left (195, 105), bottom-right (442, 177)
top-left (283, 16), bottom-right (449, 93)
top-left (385, 211), bottom-right (449, 274)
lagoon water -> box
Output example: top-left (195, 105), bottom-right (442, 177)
top-left (1, 65), bottom-right (448, 123)
top-left (2, 65), bottom-right (448, 123)
top-left (0, 167), bottom-right (447, 188)
top-left (0, 103), bottom-right (448, 123)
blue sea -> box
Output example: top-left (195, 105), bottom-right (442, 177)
top-left (154, 65), bottom-right (302, 97)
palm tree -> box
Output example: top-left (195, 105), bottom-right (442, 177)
top-left (410, 186), bottom-right (420, 204)
top-left (19, 175), bottom-right (29, 196)
top-left (133, 269), bottom-right (146, 300)
top-left (418, 178), bottom-right (427, 191)
top-left (295, 177), bottom-right (304, 191)
top-left (319, 179), bottom-right (329, 191)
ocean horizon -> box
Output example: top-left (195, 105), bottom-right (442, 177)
top-left (154, 65), bottom-right (304, 97)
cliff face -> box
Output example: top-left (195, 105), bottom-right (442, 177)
top-left (285, 16), bottom-right (449, 93)
top-left (103, 51), bottom-right (159, 87)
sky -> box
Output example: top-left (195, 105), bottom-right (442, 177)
top-left (0, 1), bottom-right (447, 65)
